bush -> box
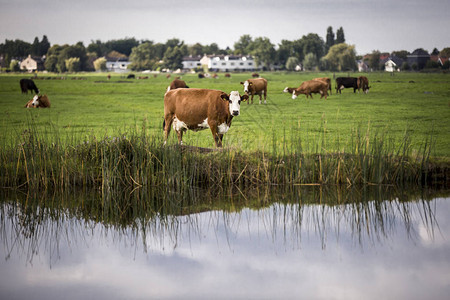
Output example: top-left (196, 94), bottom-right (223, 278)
top-left (93, 57), bottom-right (107, 71)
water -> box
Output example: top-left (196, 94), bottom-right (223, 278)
top-left (1, 188), bottom-right (449, 300)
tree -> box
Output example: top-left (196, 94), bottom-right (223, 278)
top-left (323, 43), bottom-right (356, 71)
top-left (129, 42), bottom-right (157, 70)
top-left (286, 56), bottom-right (299, 71)
top-left (336, 27), bottom-right (345, 44)
top-left (249, 37), bottom-right (275, 69)
top-left (431, 48), bottom-right (439, 56)
top-left (369, 50), bottom-right (381, 70)
top-left (326, 26), bottom-right (335, 51)
top-left (163, 46), bottom-right (185, 70)
top-left (439, 47), bottom-right (450, 57)
top-left (93, 57), bottom-right (107, 71)
top-left (303, 53), bottom-right (318, 71)
top-left (276, 40), bottom-right (294, 68)
top-left (65, 57), bottom-right (81, 72)
top-left (189, 43), bottom-right (204, 56)
top-left (10, 60), bottom-right (20, 72)
top-left (31, 37), bottom-right (40, 56)
top-left (234, 34), bottom-right (253, 55)
top-left (57, 43), bottom-right (88, 72)
top-left (301, 33), bottom-right (325, 60)
top-left (39, 35), bottom-right (50, 56)
top-left (391, 50), bottom-right (409, 60)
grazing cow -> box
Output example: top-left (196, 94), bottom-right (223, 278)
top-left (283, 80), bottom-right (329, 100)
top-left (357, 76), bottom-right (370, 94)
top-left (127, 74), bottom-right (135, 79)
top-left (240, 78), bottom-right (268, 104)
top-left (24, 94), bottom-right (51, 108)
top-left (198, 73), bottom-right (205, 78)
top-left (252, 73), bottom-right (259, 78)
top-left (138, 76), bottom-right (149, 79)
top-left (313, 77), bottom-right (332, 95)
top-left (224, 73), bottom-right (231, 78)
top-left (19, 79), bottom-right (39, 94)
top-left (163, 89), bottom-right (248, 147)
top-left (166, 79), bottom-right (189, 92)
top-left (335, 77), bottom-right (358, 93)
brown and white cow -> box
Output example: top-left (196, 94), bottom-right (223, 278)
top-left (24, 94), bottom-right (51, 108)
top-left (163, 89), bottom-right (248, 147)
top-left (283, 80), bottom-right (328, 100)
top-left (357, 76), bottom-right (370, 94)
top-left (240, 77), bottom-right (268, 104)
top-left (166, 79), bottom-right (189, 92)
top-left (313, 77), bottom-right (332, 95)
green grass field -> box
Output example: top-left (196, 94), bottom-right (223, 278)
top-left (1, 71), bottom-right (449, 159)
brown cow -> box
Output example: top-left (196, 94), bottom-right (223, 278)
top-left (24, 94), bottom-right (51, 108)
top-left (357, 76), bottom-right (370, 94)
top-left (283, 80), bottom-right (328, 100)
top-left (252, 73), bottom-right (259, 78)
top-left (167, 79), bottom-right (189, 92)
top-left (313, 77), bottom-right (332, 95)
top-left (240, 78), bottom-right (268, 104)
top-left (163, 89), bottom-right (248, 147)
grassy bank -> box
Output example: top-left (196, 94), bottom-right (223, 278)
top-left (0, 120), bottom-right (447, 191)
top-left (1, 72), bottom-right (449, 158)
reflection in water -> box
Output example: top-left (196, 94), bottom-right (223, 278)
top-left (1, 187), bottom-right (449, 299)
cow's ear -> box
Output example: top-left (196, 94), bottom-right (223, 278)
top-left (239, 81), bottom-right (244, 85)
top-left (240, 94), bottom-right (249, 102)
top-left (220, 93), bottom-right (230, 101)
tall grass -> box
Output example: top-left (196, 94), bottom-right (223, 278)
top-left (0, 116), bottom-right (446, 192)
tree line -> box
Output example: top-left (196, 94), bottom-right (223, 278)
top-left (1, 27), bottom-right (448, 72)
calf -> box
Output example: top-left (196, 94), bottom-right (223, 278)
top-left (283, 80), bottom-right (328, 100)
top-left (357, 76), bottom-right (370, 94)
top-left (240, 77), bottom-right (268, 104)
top-left (335, 77), bottom-right (358, 93)
top-left (24, 94), bottom-right (51, 108)
top-left (167, 79), bottom-right (189, 92)
top-left (19, 79), bottom-right (39, 94)
top-left (163, 89), bottom-right (248, 147)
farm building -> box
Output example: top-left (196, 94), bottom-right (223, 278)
top-left (182, 55), bottom-right (202, 71)
top-left (382, 56), bottom-right (404, 72)
top-left (199, 54), bottom-right (261, 72)
top-left (407, 49), bottom-right (430, 69)
top-left (357, 60), bottom-right (369, 72)
top-left (106, 57), bottom-right (131, 73)
top-left (20, 55), bottom-right (44, 72)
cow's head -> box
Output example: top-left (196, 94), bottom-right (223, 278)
top-left (283, 87), bottom-right (295, 94)
top-left (240, 80), bottom-right (252, 93)
top-left (221, 91), bottom-right (248, 116)
top-left (31, 95), bottom-right (40, 107)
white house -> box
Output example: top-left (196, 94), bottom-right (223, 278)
top-left (382, 56), bottom-right (404, 72)
top-left (199, 54), bottom-right (260, 72)
top-left (182, 56), bottom-right (202, 71)
top-left (106, 57), bottom-right (132, 73)
top-left (20, 55), bottom-right (44, 72)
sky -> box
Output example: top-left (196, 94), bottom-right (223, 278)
top-left (1, 0), bottom-right (449, 55)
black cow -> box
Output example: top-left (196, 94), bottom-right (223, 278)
top-left (335, 77), bottom-right (358, 94)
top-left (19, 79), bottom-right (39, 94)
top-left (127, 74), bottom-right (135, 79)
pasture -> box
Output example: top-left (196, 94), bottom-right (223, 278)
top-left (0, 72), bottom-right (449, 159)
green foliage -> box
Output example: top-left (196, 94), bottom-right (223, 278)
top-left (336, 27), bottom-right (345, 44)
top-left (65, 57), bottom-right (81, 72)
top-left (93, 57), bottom-right (107, 71)
top-left (9, 60), bottom-right (20, 72)
top-left (286, 56), bottom-right (299, 71)
top-left (324, 43), bottom-right (357, 71)
top-left (303, 53), bottom-right (318, 71)
top-left (326, 26), bottom-right (335, 51)
top-left (369, 50), bottom-right (381, 70)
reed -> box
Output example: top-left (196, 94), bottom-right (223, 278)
top-left (0, 118), bottom-right (447, 192)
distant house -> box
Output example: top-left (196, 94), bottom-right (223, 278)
top-left (105, 57), bottom-right (131, 73)
top-left (200, 54), bottom-right (260, 72)
top-left (382, 55), bottom-right (404, 72)
top-left (407, 49), bottom-right (430, 69)
top-left (20, 55), bottom-right (44, 72)
top-left (182, 56), bottom-right (202, 71)
top-left (357, 60), bottom-right (369, 72)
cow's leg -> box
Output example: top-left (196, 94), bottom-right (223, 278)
top-left (163, 114), bottom-right (174, 145)
top-left (176, 130), bottom-right (183, 145)
top-left (259, 93), bottom-right (262, 105)
top-left (263, 89), bottom-right (267, 104)
top-left (209, 126), bottom-right (222, 147)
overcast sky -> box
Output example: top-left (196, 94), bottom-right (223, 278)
top-left (1, 0), bottom-right (449, 55)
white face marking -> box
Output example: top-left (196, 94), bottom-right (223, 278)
top-left (166, 86), bottom-right (171, 93)
top-left (243, 80), bottom-right (249, 93)
top-left (283, 87), bottom-right (289, 93)
top-left (217, 122), bottom-right (230, 134)
top-left (228, 91), bottom-right (242, 116)
top-left (31, 95), bottom-right (39, 106)
top-left (172, 117), bottom-right (188, 132)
